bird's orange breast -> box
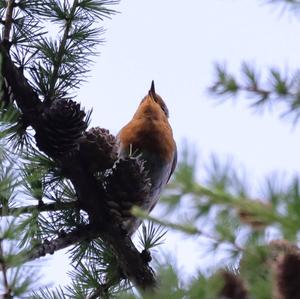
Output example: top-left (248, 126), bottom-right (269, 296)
top-left (118, 103), bottom-right (175, 162)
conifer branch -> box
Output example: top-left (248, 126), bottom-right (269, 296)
top-left (133, 207), bottom-right (244, 252)
top-left (0, 40), bottom-right (156, 290)
top-left (210, 63), bottom-right (300, 123)
top-left (64, 159), bottom-right (156, 290)
top-left (87, 284), bottom-right (110, 299)
top-left (0, 201), bottom-right (78, 216)
top-left (191, 183), bottom-right (292, 228)
top-left (0, 42), bottom-right (41, 112)
top-left (0, 2), bottom-right (157, 291)
top-left (0, 239), bottom-right (11, 298)
top-left (2, 0), bottom-right (15, 43)
top-left (46, 0), bottom-right (78, 102)
top-left (24, 225), bottom-right (101, 263)
top-left (23, 223), bottom-right (156, 291)
top-left (265, 0), bottom-right (300, 7)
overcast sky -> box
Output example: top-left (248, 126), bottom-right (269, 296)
top-left (40, 0), bottom-right (300, 287)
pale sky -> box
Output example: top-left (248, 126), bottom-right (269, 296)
top-left (40, 0), bottom-right (300, 288)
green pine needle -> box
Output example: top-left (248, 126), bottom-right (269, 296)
top-left (138, 222), bottom-right (167, 251)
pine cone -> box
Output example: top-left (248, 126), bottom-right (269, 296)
top-left (219, 271), bottom-right (249, 299)
top-left (35, 99), bottom-right (87, 157)
top-left (271, 241), bottom-right (300, 299)
top-left (79, 127), bottom-right (118, 173)
top-left (104, 156), bottom-right (151, 235)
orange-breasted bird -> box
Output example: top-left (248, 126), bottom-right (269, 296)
top-left (117, 81), bottom-right (177, 235)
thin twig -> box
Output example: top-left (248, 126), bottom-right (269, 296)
top-left (0, 201), bottom-right (78, 216)
top-left (87, 283), bottom-right (109, 299)
top-left (2, 0), bottom-right (15, 43)
top-left (132, 207), bottom-right (244, 252)
top-left (47, 0), bottom-right (79, 102)
top-left (0, 239), bottom-right (11, 298)
top-left (193, 184), bottom-right (294, 230)
top-left (21, 225), bottom-right (100, 263)
top-left (0, 42), bottom-right (41, 112)
top-left (87, 276), bottom-right (128, 299)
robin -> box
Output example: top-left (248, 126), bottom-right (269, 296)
top-left (117, 81), bottom-right (177, 235)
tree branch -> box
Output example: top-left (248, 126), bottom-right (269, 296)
top-left (2, 0), bottom-right (15, 43)
top-left (133, 206), bottom-right (244, 253)
top-left (62, 156), bottom-right (157, 289)
top-left (23, 225), bottom-right (100, 263)
top-left (1, 42), bottom-right (156, 290)
top-left (87, 284), bottom-right (110, 299)
top-left (102, 229), bottom-right (156, 290)
top-left (0, 201), bottom-right (78, 216)
top-left (23, 223), bottom-right (156, 291)
top-left (46, 0), bottom-right (78, 102)
top-left (0, 239), bottom-right (11, 298)
top-left (0, 43), bottom-right (41, 114)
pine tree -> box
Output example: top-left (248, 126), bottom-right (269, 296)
top-left (1, 0), bottom-right (300, 298)
top-left (0, 0), bottom-right (159, 297)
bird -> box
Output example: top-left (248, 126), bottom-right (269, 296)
top-left (117, 81), bottom-right (177, 235)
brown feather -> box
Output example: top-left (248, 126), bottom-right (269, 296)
top-left (118, 94), bottom-right (176, 162)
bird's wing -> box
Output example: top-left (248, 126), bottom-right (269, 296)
top-left (167, 144), bottom-right (177, 183)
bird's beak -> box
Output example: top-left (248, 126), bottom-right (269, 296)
top-left (149, 80), bottom-right (155, 98)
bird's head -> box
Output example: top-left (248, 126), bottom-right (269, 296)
top-left (134, 81), bottom-right (169, 120)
